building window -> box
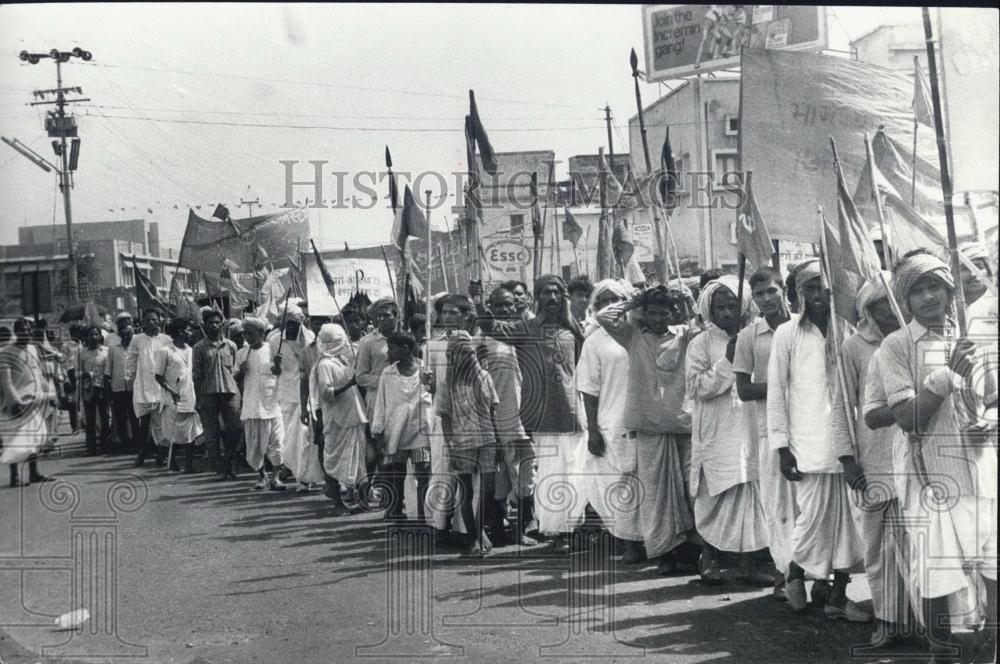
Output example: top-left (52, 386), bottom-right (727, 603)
top-left (725, 114), bottom-right (739, 136)
top-left (713, 150), bottom-right (739, 190)
top-left (509, 213), bottom-right (525, 236)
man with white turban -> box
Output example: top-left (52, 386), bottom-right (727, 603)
top-left (687, 274), bottom-right (771, 586)
top-left (310, 323), bottom-right (368, 515)
top-left (877, 252), bottom-right (997, 661)
top-left (830, 275), bottom-right (915, 646)
top-left (767, 259), bottom-right (867, 621)
top-left (234, 317), bottom-right (287, 491)
top-left (576, 279), bottom-right (643, 559)
top-left (267, 304), bottom-right (323, 491)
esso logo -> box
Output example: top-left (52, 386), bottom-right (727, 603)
top-left (485, 240), bottom-right (531, 272)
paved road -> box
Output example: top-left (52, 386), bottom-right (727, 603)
top-left (0, 447), bottom-right (931, 664)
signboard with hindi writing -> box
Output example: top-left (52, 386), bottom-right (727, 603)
top-left (641, 5), bottom-right (826, 81)
top-left (304, 253), bottom-right (397, 316)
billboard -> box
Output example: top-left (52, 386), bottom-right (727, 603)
top-left (641, 5), bottom-right (827, 81)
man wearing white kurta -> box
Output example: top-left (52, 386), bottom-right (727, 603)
top-left (767, 260), bottom-right (866, 621)
top-left (126, 309), bottom-right (172, 466)
top-left (576, 280), bottom-right (641, 555)
top-left (268, 306), bottom-right (323, 490)
top-left (688, 275), bottom-right (770, 586)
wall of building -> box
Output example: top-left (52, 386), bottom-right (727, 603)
top-left (627, 77), bottom-right (741, 273)
top-left (851, 24), bottom-right (926, 71)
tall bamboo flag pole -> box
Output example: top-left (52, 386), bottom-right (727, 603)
top-left (922, 7), bottom-right (968, 335)
top-left (864, 131), bottom-right (894, 270)
top-left (386, 145), bottom-right (407, 313)
top-left (424, 189), bottom-right (434, 347)
top-left (631, 47), bottom-right (669, 284)
top-left (603, 105), bottom-right (620, 278)
top-left (911, 56), bottom-right (921, 207)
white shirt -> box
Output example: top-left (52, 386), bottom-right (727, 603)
top-left (236, 344), bottom-right (281, 420)
top-left (371, 363), bottom-right (433, 454)
top-left (125, 333), bottom-right (172, 405)
top-left (576, 327), bottom-right (629, 433)
top-left (266, 326), bottom-right (314, 404)
top-left (154, 344), bottom-right (196, 413)
top-left (766, 314), bottom-right (839, 473)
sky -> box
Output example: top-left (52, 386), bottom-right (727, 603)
top-left (0, 3), bottom-right (929, 252)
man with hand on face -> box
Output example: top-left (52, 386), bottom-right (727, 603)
top-left (500, 280), bottom-right (534, 322)
top-left (126, 309), bottom-right (172, 467)
top-left (577, 279), bottom-right (642, 561)
top-left (595, 283), bottom-right (699, 574)
top-left (876, 253), bottom-right (997, 663)
top-left (733, 267), bottom-right (794, 601)
top-left (767, 259), bottom-right (866, 621)
top-left (473, 275), bottom-right (586, 548)
top-left (193, 309), bottom-right (241, 481)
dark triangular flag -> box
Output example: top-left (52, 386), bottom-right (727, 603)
top-left (660, 127), bottom-right (679, 216)
top-left (392, 185), bottom-right (429, 249)
top-left (132, 257), bottom-right (172, 317)
top-left (469, 90), bottom-right (498, 176)
top-left (562, 208), bottom-right (583, 247)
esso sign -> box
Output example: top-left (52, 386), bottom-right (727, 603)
top-left (485, 240), bottom-right (531, 274)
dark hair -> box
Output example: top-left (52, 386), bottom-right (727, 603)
top-left (749, 267), bottom-right (783, 290)
top-left (409, 313), bottom-right (427, 333)
top-left (784, 272), bottom-right (799, 307)
top-left (202, 309), bottom-right (223, 324)
top-left (142, 308), bottom-right (161, 321)
top-left (567, 274), bottom-right (594, 297)
top-left (165, 317), bottom-right (191, 338)
top-left (641, 285), bottom-right (684, 311)
top-left (386, 331), bottom-right (417, 355)
top-left (84, 324), bottom-right (103, 340)
top-left (699, 268), bottom-right (724, 289)
top-left (0, 326), bottom-right (12, 343)
top-left (440, 294), bottom-right (475, 315)
top-left (488, 286), bottom-right (514, 305)
top-left (500, 280), bottom-right (528, 294)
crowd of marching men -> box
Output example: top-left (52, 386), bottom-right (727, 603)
top-left (0, 239), bottom-right (996, 662)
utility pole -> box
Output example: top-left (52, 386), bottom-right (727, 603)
top-left (15, 48), bottom-right (91, 304)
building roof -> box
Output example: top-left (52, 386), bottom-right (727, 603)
top-left (627, 77), bottom-right (739, 126)
top-left (849, 23), bottom-right (923, 46)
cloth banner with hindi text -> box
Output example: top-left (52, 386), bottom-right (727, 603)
top-left (304, 246), bottom-right (399, 316)
top-left (740, 49), bottom-right (938, 243)
top-left (178, 207), bottom-right (309, 274)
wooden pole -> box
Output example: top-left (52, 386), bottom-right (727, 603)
top-left (922, 7), bottom-right (967, 335)
top-left (911, 56), bottom-right (920, 207)
top-left (437, 244), bottom-right (450, 292)
top-left (424, 189), bottom-right (433, 347)
top-left (604, 105), bottom-right (619, 278)
top-left (735, 252), bottom-right (746, 317)
top-left (864, 131), bottom-right (894, 270)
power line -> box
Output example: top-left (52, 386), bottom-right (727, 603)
top-left (78, 61), bottom-right (597, 111)
top-left (81, 111), bottom-right (606, 132)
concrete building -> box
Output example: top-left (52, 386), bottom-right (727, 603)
top-left (0, 219), bottom-right (191, 319)
top-left (452, 150), bottom-right (647, 288)
top-left (627, 77), bottom-right (742, 273)
top-left (849, 23), bottom-right (926, 71)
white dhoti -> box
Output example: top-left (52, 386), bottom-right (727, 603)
top-left (580, 427), bottom-right (641, 542)
top-left (791, 472), bottom-right (864, 579)
top-left (0, 406), bottom-right (50, 465)
top-left (533, 431), bottom-right (588, 535)
top-left (635, 432), bottom-right (696, 558)
top-left (282, 402), bottom-right (325, 485)
top-left (758, 437), bottom-right (798, 576)
top-left (849, 494), bottom-right (915, 625)
top-left (244, 417), bottom-right (284, 472)
top-left (695, 474), bottom-right (769, 552)
top-left (161, 404), bottom-right (203, 446)
top-left (920, 494), bottom-right (998, 598)
top-left (322, 421), bottom-right (367, 489)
